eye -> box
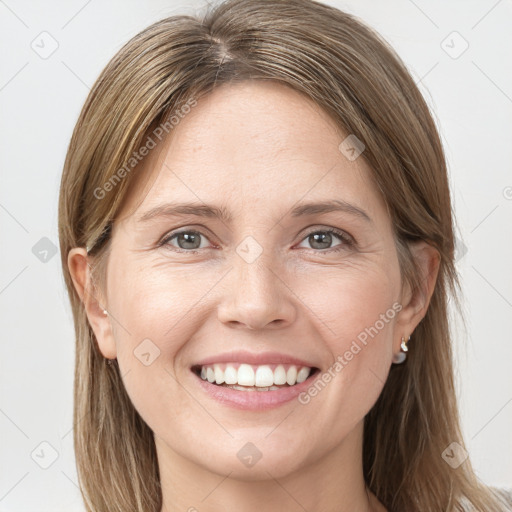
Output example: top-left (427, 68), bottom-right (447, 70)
top-left (158, 227), bottom-right (355, 253)
top-left (159, 230), bottom-right (212, 252)
top-left (297, 227), bottom-right (355, 252)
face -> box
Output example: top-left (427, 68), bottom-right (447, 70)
top-left (80, 81), bottom-right (416, 480)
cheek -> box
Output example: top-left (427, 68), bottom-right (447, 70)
top-left (108, 259), bottom-right (217, 349)
top-left (106, 262), bottom-right (222, 425)
top-left (298, 261), bottom-right (399, 349)
top-left (294, 264), bottom-right (398, 419)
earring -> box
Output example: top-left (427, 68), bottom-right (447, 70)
top-left (103, 309), bottom-right (108, 316)
top-left (392, 335), bottom-right (410, 364)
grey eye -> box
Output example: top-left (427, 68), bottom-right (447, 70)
top-left (307, 232), bottom-right (336, 250)
top-left (297, 230), bottom-right (347, 251)
top-left (165, 231), bottom-right (208, 250)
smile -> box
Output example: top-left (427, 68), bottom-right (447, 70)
top-left (190, 360), bottom-right (321, 410)
top-left (193, 362), bottom-right (317, 390)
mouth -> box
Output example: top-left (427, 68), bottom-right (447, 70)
top-left (191, 362), bottom-right (321, 392)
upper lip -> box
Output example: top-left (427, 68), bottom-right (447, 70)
top-left (192, 350), bottom-right (319, 368)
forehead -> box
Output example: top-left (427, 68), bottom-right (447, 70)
top-left (117, 80), bottom-right (387, 225)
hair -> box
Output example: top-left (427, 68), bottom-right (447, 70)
top-left (58, 0), bottom-right (505, 510)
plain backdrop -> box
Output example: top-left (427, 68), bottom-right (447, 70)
top-left (0, 0), bottom-right (511, 510)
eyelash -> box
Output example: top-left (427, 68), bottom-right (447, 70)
top-left (158, 227), bottom-right (356, 254)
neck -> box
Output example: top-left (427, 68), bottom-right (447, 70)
top-left (157, 420), bottom-right (384, 512)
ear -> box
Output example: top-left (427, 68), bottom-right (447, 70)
top-left (67, 247), bottom-right (117, 359)
top-left (395, 240), bottom-right (441, 348)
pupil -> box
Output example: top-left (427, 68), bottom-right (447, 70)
top-left (178, 232), bottom-right (200, 249)
top-left (311, 232), bottom-right (331, 249)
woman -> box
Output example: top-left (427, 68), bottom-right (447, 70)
top-left (58, 0), bottom-right (512, 510)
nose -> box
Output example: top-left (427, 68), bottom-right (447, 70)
top-left (217, 252), bottom-right (296, 330)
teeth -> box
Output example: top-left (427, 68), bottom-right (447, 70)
top-left (214, 364), bottom-right (225, 384)
top-left (197, 363), bottom-right (313, 388)
top-left (224, 384), bottom-right (282, 391)
top-left (237, 364), bottom-right (255, 386)
top-left (286, 366), bottom-right (297, 386)
top-left (224, 365), bottom-right (238, 385)
top-left (274, 365), bottom-right (287, 385)
top-left (255, 366), bottom-right (274, 387)
top-left (296, 367), bottom-right (310, 383)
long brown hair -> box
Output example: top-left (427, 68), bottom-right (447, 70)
top-left (58, 0), bottom-right (504, 510)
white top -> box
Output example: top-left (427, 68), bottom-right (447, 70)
top-left (461, 488), bottom-right (512, 511)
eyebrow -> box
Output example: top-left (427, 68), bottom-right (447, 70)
top-left (137, 199), bottom-right (372, 224)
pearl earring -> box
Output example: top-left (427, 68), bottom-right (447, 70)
top-left (103, 309), bottom-right (108, 316)
top-left (392, 335), bottom-right (410, 364)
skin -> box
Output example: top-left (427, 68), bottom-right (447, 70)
top-left (68, 81), bottom-right (440, 512)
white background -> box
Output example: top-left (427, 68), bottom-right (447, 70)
top-left (0, 0), bottom-right (511, 509)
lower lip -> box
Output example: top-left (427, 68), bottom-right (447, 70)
top-left (192, 369), bottom-right (320, 410)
